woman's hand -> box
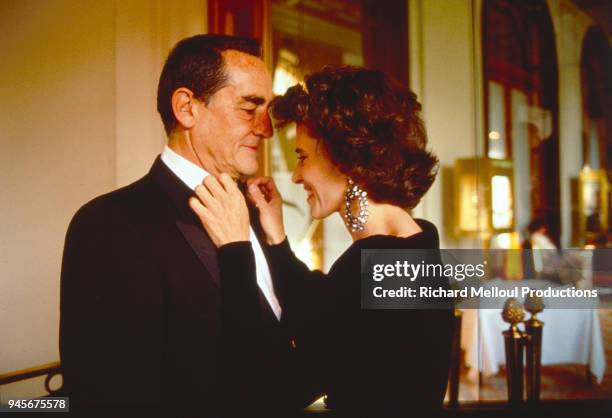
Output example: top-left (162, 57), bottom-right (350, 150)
top-left (189, 173), bottom-right (250, 247)
top-left (247, 176), bottom-right (286, 245)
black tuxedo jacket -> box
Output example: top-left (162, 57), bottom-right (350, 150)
top-left (59, 157), bottom-right (294, 411)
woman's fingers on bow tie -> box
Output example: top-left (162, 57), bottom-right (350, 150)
top-left (265, 177), bottom-right (282, 202)
top-left (247, 182), bottom-right (267, 208)
top-left (247, 176), bottom-right (279, 204)
top-left (247, 176), bottom-right (286, 245)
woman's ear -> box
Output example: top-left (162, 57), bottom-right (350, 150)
top-left (172, 87), bottom-right (198, 129)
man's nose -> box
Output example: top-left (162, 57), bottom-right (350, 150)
top-left (254, 111), bottom-right (273, 138)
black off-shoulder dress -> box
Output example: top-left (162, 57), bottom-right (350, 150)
top-left (216, 219), bottom-right (454, 415)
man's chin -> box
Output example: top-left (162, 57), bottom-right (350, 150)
top-left (236, 161), bottom-right (259, 178)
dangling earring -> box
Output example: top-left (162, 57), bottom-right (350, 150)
top-left (344, 178), bottom-right (369, 232)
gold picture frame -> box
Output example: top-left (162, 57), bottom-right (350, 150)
top-left (578, 167), bottom-right (609, 246)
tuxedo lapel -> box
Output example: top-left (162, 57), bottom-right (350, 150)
top-left (149, 157), bottom-right (221, 287)
top-left (175, 219), bottom-right (221, 287)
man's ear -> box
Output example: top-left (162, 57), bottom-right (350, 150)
top-left (171, 87), bottom-right (199, 129)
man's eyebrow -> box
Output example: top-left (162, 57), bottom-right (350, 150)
top-left (240, 95), bottom-right (266, 106)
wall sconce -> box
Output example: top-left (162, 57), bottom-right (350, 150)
top-left (454, 157), bottom-right (515, 238)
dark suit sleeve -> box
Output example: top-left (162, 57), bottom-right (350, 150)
top-left (219, 238), bottom-right (330, 318)
top-left (216, 240), bottom-right (327, 407)
top-left (59, 202), bottom-right (163, 410)
top-left (215, 241), bottom-right (265, 399)
top-left (263, 239), bottom-right (330, 312)
top-left (263, 239), bottom-right (333, 394)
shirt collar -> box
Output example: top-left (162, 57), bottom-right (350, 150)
top-left (160, 145), bottom-right (209, 190)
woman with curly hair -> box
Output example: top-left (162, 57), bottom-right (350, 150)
top-left (190, 66), bottom-right (454, 415)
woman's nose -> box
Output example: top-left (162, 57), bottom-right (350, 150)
top-left (292, 167), bottom-right (302, 184)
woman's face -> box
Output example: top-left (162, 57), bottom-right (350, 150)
top-left (292, 124), bottom-right (347, 219)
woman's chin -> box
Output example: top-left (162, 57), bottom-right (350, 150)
top-left (309, 204), bottom-right (334, 220)
top-left (309, 208), bottom-right (323, 220)
top-left (308, 203), bottom-right (322, 219)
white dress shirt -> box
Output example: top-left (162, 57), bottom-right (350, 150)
top-left (160, 146), bottom-right (282, 320)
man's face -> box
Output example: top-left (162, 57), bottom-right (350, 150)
top-left (193, 50), bottom-right (273, 178)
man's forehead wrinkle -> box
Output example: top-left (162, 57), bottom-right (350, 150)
top-left (219, 50), bottom-right (272, 105)
top-left (222, 49), bottom-right (264, 71)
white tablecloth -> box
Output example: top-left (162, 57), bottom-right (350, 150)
top-left (462, 280), bottom-right (606, 383)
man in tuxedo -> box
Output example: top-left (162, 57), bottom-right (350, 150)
top-left (60, 34), bottom-right (297, 413)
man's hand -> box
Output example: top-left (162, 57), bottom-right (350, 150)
top-left (189, 173), bottom-right (250, 247)
top-left (247, 176), bottom-right (286, 245)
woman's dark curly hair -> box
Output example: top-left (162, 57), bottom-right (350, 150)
top-left (271, 66), bottom-right (438, 209)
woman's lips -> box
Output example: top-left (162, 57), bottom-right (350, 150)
top-left (244, 145), bottom-right (258, 152)
top-left (305, 188), bottom-right (314, 202)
